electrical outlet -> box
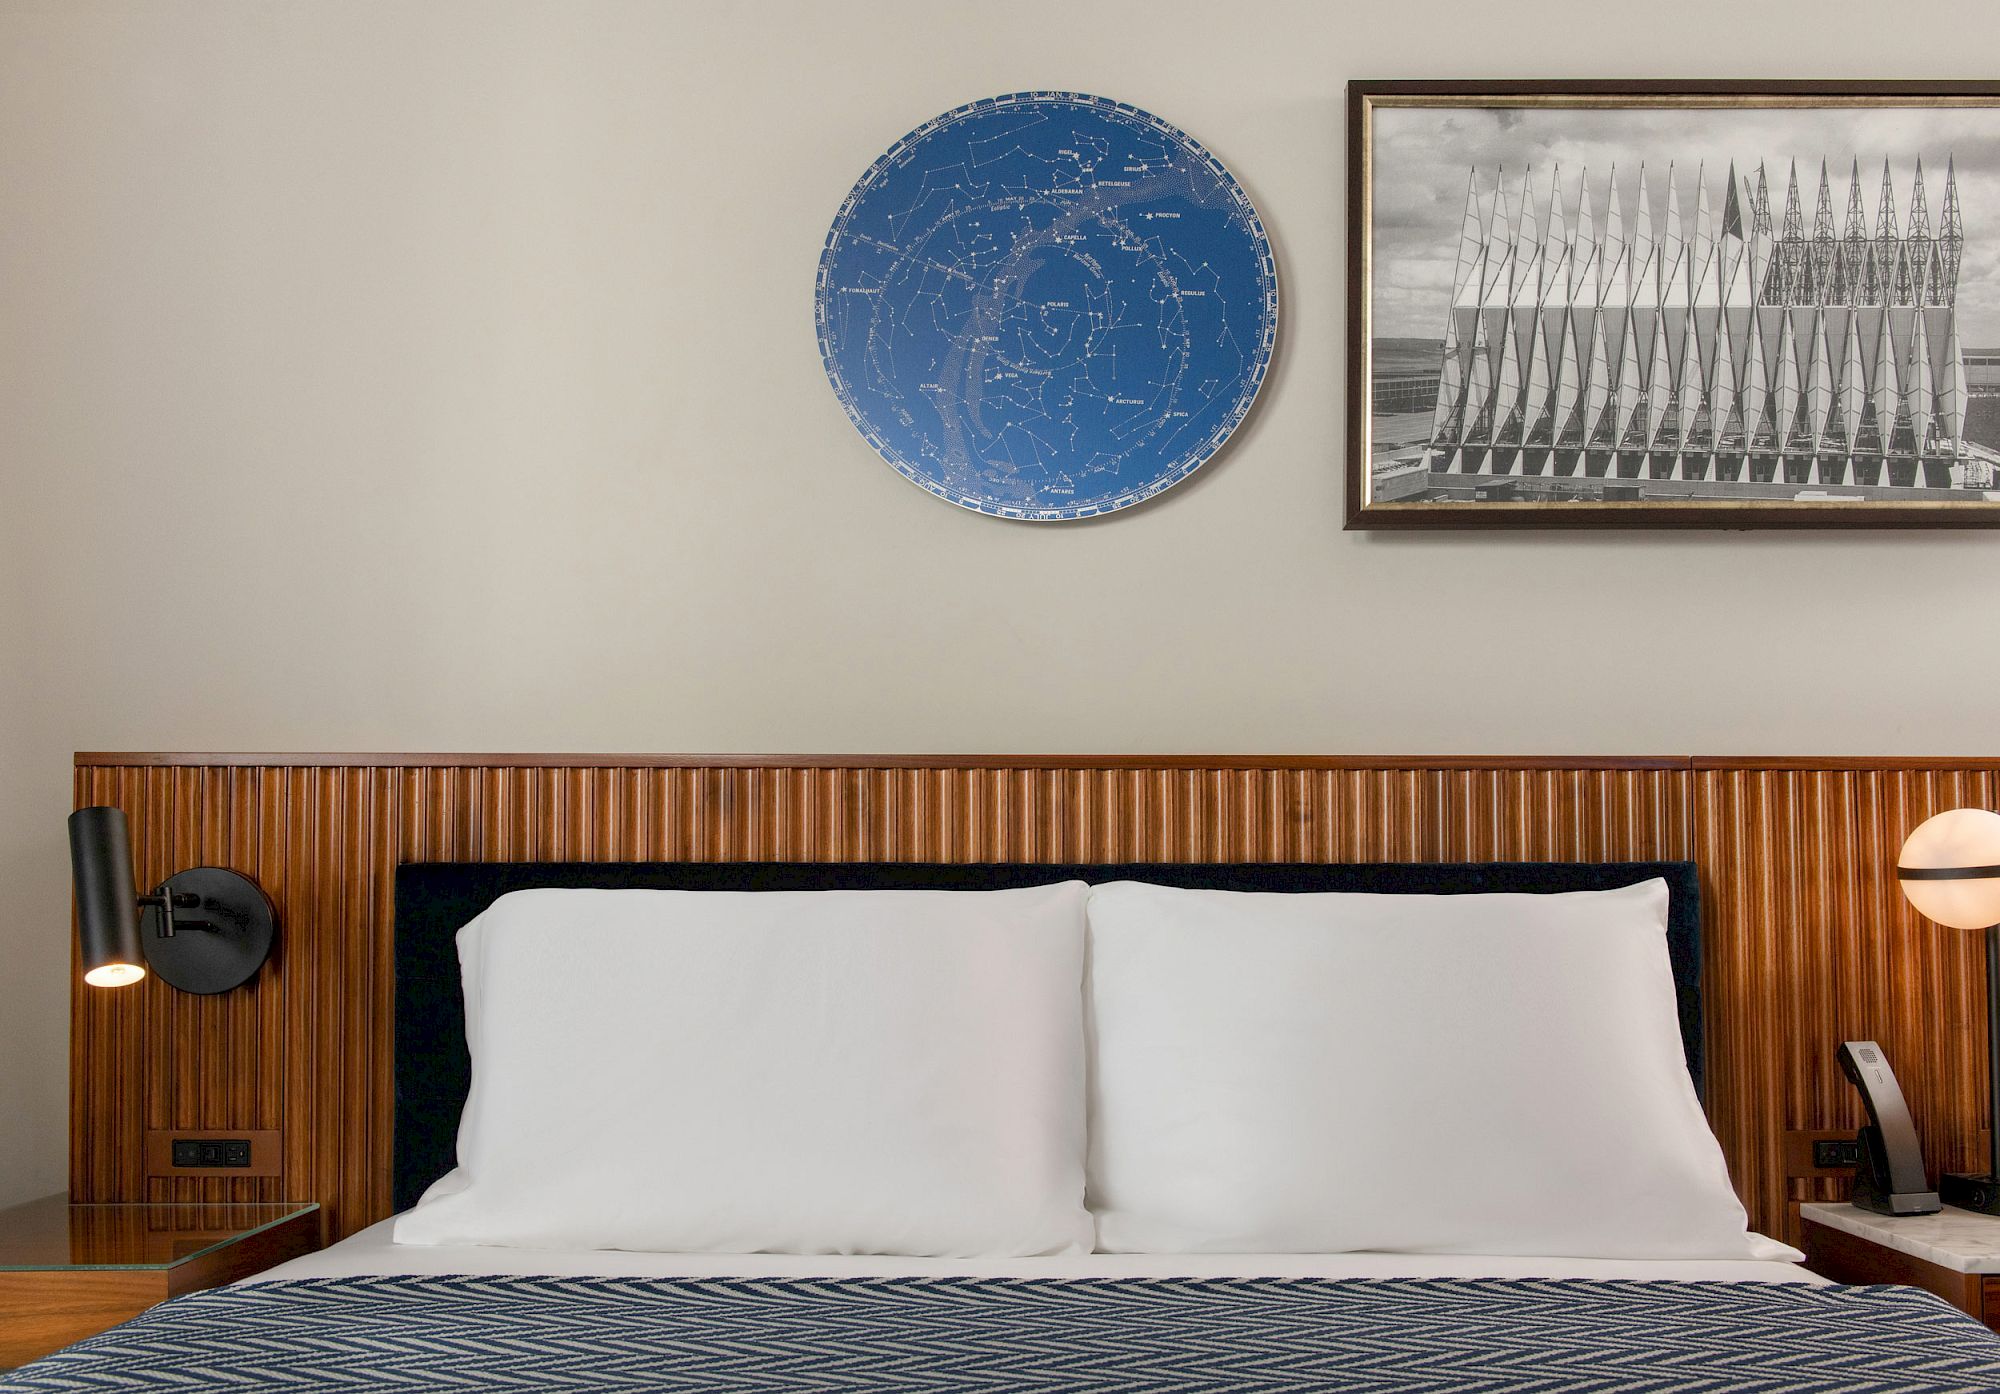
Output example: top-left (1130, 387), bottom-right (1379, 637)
top-left (1813, 1138), bottom-right (1863, 1170)
top-left (145, 1128), bottom-right (279, 1178)
top-left (169, 1137), bottom-right (252, 1169)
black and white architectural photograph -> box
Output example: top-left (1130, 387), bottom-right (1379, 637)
top-left (1350, 85), bottom-right (2000, 526)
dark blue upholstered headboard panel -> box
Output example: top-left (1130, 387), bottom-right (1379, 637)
top-left (392, 859), bottom-right (1702, 1212)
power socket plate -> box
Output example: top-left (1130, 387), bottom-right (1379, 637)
top-left (144, 1128), bottom-right (282, 1178)
top-left (1785, 1128), bottom-right (1866, 1178)
top-left (170, 1137), bottom-right (252, 1168)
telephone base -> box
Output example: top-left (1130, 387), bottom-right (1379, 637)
top-left (1850, 1183), bottom-right (1942, 1216)
top-left (1941, 1173), bottom-right (2000, 1214)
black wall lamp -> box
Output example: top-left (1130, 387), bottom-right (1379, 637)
top-left (68, 806), bottom-right (277, 994)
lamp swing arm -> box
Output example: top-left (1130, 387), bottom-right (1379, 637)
top-left (134, 887), bottom-right (215, 938)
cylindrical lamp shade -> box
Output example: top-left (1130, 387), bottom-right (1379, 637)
top-left (68, 807), bottom-right (147, 988)
top-left (1899, 807), bottom-right (2000, 930)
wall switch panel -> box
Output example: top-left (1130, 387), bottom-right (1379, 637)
top-left (143, 1128), bottom-right (283, 1179)
top-left (169, 1137), bottom-right (252, 1168)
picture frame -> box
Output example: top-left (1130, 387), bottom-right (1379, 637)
top-left (1346, 80), bottom-right (2000, 529)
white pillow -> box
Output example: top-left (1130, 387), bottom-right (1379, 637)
top-left (395, 883), bottom-right (1093, 1257)
top-left (1085, 879), bottom-right (1798, 1262)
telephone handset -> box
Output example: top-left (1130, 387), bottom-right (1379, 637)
top-left (1837, 1041), bottom-right (1941, 1216)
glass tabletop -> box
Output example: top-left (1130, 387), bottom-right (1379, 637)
top-left (0, 1194), bottom-right (319, 1271)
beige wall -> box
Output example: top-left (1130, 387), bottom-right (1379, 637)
top-left (1, 480), bottom-right (65, 1206)
top-left (2, 0), bottom-right (1997, 1198)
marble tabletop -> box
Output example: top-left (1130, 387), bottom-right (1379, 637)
top-left (1801, 1202), bottom-right (2000, 1273)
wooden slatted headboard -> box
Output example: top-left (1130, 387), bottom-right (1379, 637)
top-left (70, 752), bottom-right (2000, 1246)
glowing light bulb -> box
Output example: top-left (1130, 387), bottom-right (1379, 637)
top-left (1899, 808), bottom-right (2000, 930)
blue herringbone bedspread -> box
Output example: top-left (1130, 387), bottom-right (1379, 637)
top-left (6, 1275), bottom-right (2000, 1392)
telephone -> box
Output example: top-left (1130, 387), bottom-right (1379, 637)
top-left (1837, 1041), bottom-right (1941, 1216)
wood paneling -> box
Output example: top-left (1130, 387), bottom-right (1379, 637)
top-left (68, 754), bottom-right (1998, 1247)
top-left (1695, 765), bottom-right (2000, 1245)
top-left (77, 754), bottom-right (1692, 771)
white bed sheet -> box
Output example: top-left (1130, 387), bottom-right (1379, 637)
top-left (250, 1218), bottom-right (1822, 1286)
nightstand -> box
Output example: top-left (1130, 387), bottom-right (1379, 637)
top-left (0, 1195), bottom-right (321, 1368)
top-left (1801, 1201), bottom-right (2000, 1331)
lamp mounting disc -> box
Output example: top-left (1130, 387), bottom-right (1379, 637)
top-left (142, 867), bottom-right (276, 994)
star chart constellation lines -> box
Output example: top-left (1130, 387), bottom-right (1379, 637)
top-left (816, 93), bottom-right (1277, 519)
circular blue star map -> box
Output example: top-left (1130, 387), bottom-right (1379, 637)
top-left (815, 92), bottom-right (1278, 520)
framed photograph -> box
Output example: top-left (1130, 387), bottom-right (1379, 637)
top-left (1347, 81), bottom-right (2000, 528)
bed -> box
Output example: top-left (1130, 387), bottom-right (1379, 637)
top-left (8, 861), bottom-right (2000, 1393)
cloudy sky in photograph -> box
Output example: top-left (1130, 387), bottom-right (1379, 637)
top-left (1371, 103), bottom-right (2000, 346)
